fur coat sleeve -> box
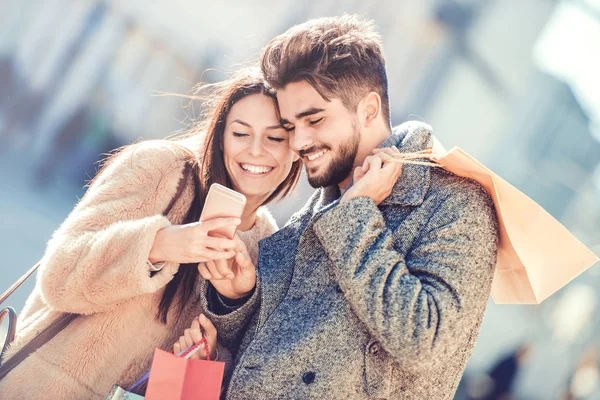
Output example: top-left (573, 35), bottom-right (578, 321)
top-left (37, 140), bottom-right (191, 314)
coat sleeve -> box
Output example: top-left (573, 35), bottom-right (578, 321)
top-left (198, 280), bottom-right (260, 351)
top-left (37, 141), bottom-right (189, 314)
top-left (312, 181), bottom-right (498, 372)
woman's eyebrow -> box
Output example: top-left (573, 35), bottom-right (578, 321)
top-left (231, 119), bottom-right (251, 128)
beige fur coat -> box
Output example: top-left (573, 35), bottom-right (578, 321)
top-left (0, 140), bottom-right (277, 399)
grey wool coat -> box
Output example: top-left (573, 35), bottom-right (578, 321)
top-left (200, 121), bottom-right (499, 400)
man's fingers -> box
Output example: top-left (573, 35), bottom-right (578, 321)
top-left (361, 155), bottom-right (373, 173)
top-left (353, 165), bottom-right (364, 182)
top-left (373, 147), bottom-right (397, 158)
top-left (367, 154), bottom-right (383, 171)
top-left (206, 260), bottom-right (225, 280)
top-left (214, 258), bottom-right (234, 279)
top-left (235, 250), bottom-right (253, 270)
top-left (198, 263), bottom-right (213, 280)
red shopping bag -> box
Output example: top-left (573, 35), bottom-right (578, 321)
top-left (145, 338), bottom-right (225, 400)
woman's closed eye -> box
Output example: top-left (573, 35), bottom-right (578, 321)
top-left (232, 132), bottom-right (249, 138)
top-left (268, 136), bottom-right (287, 143)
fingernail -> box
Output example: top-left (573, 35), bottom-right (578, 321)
top-left (227, 274), bottom-right (234, 279)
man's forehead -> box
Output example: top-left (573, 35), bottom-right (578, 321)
top-left (277, 81), bottom-right (328, 120)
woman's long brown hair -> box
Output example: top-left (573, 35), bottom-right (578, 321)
top-left (155, 70), bottom-right (302, 324)
top-left (86, 69), bottom-right (301, 325)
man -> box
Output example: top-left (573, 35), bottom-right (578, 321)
top-left (201, 15), bottom-right (498, 399)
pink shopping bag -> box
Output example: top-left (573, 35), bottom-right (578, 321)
top-left (144, 338), bottom-right (225, 400)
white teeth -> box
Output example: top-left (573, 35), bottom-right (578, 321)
top-left (307, 150), bottom-right (327, 161)
top-left (240, 163), bottom-right (274, 175)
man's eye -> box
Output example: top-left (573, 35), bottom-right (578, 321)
top-left (283, 126), bottom-right (295, 132)
top-left (309, 118), bottom-right (324, 126)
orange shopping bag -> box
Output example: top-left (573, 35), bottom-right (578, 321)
top-left (390, 138), bottom-right (599, 304)
top-left (144, 338), bottom-right (225, 400)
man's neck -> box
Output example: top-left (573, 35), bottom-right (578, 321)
top-left (338, 126), bottom-right (392, 190)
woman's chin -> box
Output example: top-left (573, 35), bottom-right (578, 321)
top-left (237, 186), bottom-right (276, 202)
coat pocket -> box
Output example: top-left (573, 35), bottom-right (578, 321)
top-left (364, 338), bottom-right (392, 398)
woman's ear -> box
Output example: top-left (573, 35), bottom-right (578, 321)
top-left (359, 92), bottom-right (382, 128)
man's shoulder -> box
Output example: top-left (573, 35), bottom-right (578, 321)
top-left (426, 167), bottom-right (496, 219)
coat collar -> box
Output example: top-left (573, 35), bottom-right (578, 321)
top-left (379, 121), bottom-right (434, 207)
top-left (319, 120), bottom-right (434, 208)
top-left (255, 122), bottom-right (435, 330)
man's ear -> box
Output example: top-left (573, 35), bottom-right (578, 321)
top-left (359, 92), bottom-right (382, 128)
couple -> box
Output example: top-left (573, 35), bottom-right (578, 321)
top-left (0, 15), bottom-right (498, 400)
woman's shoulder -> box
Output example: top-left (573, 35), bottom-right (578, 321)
top-left (98, 140), bottom-right (194, 181)
top-left (121, 139), bottom-right (194, 168)
top-left (254, 207), bottom-right (279, 239)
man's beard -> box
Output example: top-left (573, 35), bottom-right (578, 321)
top-left (305, 126), bottom-right (360, 188)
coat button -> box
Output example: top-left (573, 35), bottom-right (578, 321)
top-left (302, 371), bottom-right (316, 384)
top-left (335, 285), bottom-right (343, 293)
top-left (369, 342), bottom-right (381, 355)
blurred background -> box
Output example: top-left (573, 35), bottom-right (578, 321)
top-left (1, 0), bottom-right (599, 398)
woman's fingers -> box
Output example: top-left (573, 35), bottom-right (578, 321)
top-left (203, 236), bottom-right (237, 250)
top-left (199, 218), bottom-right (241, 234)
top-left (178, 336), bottom-right (188, 353)
top-left (199, 315), bottom-right (217, 340)
top-left (184, 328), bottom-right (194, 348)
top-left (198, 248), bottom-right (235, 261)
top-left (190, 319), bottom-right (203, 344)
top-left (173, 341), bottom-right (181, 354)
top-left (199, 314), bottom-right (218, 359)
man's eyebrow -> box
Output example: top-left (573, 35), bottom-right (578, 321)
top-left (280, 108), bottom-right (325, 126)
top-left (295, 107), bottom-right (325, 119)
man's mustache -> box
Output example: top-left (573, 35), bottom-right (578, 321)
top-left (298, 145), bottom-right (330, 158)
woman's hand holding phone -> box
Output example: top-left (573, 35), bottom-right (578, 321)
top-left (149, 218), bottom-right (241, 264)
top-left (198, 235), bottom-right (256, 300)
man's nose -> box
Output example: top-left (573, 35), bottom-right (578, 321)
top-left (290, 126), bottom-right (312, 153)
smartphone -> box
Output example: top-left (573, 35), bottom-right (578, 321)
top-left (199, 183), bottom-right (246, 239)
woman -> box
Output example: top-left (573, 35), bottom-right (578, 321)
top-left (0, 69), bottom-right (302, 399)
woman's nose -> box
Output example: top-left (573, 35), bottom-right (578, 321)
top-left (249, 137), bottom-right (266, 157)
